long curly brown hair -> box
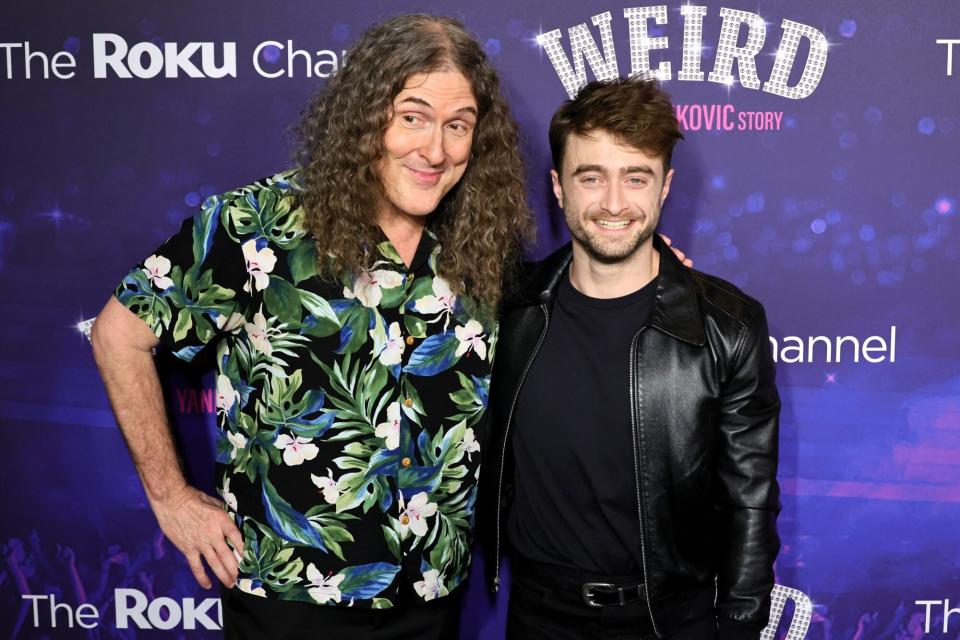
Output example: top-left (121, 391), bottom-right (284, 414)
top-left (295, 14), bottom-right (534, 308)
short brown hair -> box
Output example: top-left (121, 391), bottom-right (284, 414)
top-left (549, 77), bottom-right (683, 176)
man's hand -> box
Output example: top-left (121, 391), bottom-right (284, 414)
top-left (660, 234), bottom-right (693, 268)
top-left (152, 485), bottom-right (244, 589)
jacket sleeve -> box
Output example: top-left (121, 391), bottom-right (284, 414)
top-left (714, 305), bottom-right (781, 640)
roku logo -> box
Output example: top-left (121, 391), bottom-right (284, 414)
top-left (92, 33), bottom-right (237, 79)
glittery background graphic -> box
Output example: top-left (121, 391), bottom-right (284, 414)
top-left (0, 1), bottom-right (958, 638)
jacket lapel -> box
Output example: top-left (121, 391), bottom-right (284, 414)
top-left (647, 235), bottom-right (706, 347)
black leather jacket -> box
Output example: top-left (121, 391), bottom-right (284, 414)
top-left (481, 236), bottom-right (780, 640)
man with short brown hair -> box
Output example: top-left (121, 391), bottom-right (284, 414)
top-left (485, 77), bottom-right (781, 640)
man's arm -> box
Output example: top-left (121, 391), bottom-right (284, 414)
top-left (714, 305), bottom-right (781, 640)
top-left (91, 297), bottom-right (243, 589)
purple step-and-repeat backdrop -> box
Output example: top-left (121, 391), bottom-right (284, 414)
top-left (1, 1), bottom-right (958, 638)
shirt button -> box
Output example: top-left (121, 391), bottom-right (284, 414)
top-left (404, 398), bottom-right (413, 407)
top-left (401, 457), bottom-right (412, 468)
top-left (400, 514), bottom-right (410, 525)
top-left (405, 336), bottom-right (415, 345)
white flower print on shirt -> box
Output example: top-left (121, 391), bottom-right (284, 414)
top-left (413, 569), bottom-right (448, 601)
top-left (310, 469), bottom-right (340, 505)
top-left (143, 255), bottom-right (174, 291)
top-left (216, 375), bottom-right (239, 416)
top-left (413, 276), bottom-right (456, 313)
top-left (226, 431), bottom-right (247, 461)
top-left (306, 564), bottom-right (345, 604)
top-left (344, 269), bottom-right (405, 309)
top-left (275, 434), bottom-right (319, 466)
top-left (242, 239), bottom-right (277, 293)
top-left (462, 427), bottom-right (480, 461)
top-left (220, 476), bottom-right (238, 512)
top-left (371, 321), bottom-right (405, 366)
top-left (398, 492), bottom-right (437, 538)
top-left (454, 320), bottom-right (487, 360)
top-left (245, 311), bottom-right (273, 356)
top-left (374, 402), bottom-right (402, 450)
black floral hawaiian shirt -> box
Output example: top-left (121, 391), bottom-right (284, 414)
top-left (115, 170), bottom-right (494, 608)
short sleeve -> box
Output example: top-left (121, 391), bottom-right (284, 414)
top-left (113, 196), bottom-right (249, 362)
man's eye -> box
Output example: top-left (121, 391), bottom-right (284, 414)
top-left (627, 177), bottom-right (647, 185)
top-left (447, 122), bottom-right (471, 137)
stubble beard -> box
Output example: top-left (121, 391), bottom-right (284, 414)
top-left (567, 210), bottom-right (658, 265)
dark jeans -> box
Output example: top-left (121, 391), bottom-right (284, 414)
top-left (506, 560), bottom-right (718, 640)
top-left (222, 584), bottom-right (461, 640)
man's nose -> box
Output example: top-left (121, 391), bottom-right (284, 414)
top-left (419, 126), bottom-right (446, 166)
top-left (601, 183), bottom-right (628, 215)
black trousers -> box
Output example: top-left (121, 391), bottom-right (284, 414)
top-left (506, 560), bottom-right (718, 640)
top-left (222, 584), bottom-right (461, 640)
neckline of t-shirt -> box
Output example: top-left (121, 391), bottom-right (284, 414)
top-left (559, 268), bottom-right (659, 310)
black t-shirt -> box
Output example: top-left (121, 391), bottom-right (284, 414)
top-left (508, 269), bottom-right (658, 575)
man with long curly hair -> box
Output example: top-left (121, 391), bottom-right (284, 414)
top-left (90, 14), bottom-right (532, 639)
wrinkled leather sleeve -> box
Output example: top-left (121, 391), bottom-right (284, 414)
top-left (714, 305), bottom-right (781, 639)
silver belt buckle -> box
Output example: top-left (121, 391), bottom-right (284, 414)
top-left (581, 582), bottom-right (618, 608)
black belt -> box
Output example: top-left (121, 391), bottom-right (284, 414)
top-left (512, 557), bottom-right (646, 608)
top-left (581, 581), bottom-right (645, 608)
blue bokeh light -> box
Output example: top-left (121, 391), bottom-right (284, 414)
top-left (864, 107), bottom-right (883, 124)
top-left (261, 44), bottom-right (282, 64)
top-left (484, 39), bottom-right (502, 57)
top-left (887, 235), bottom-right (908, 255)
top-left (839, 19), bottom-right (857, 38)
top-left (839, 132), bottom-right (857, 149)
top-left (746, 192), bottom-right (765, 214)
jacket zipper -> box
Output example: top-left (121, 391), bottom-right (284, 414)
top-left (629, 328), bottom-right (662, 637)
top-left (492, 303), bottom-right (550, 591)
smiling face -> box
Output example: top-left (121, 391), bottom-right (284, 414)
top-left (552, 130), bottom-right (673, 264)
top-left (376, 70), bottom-right (479, 227)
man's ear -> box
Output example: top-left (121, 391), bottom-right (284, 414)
top-left (659, 168), bottom-right (674, 206)
top-left (550, 169), bottom-right (564, 208)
